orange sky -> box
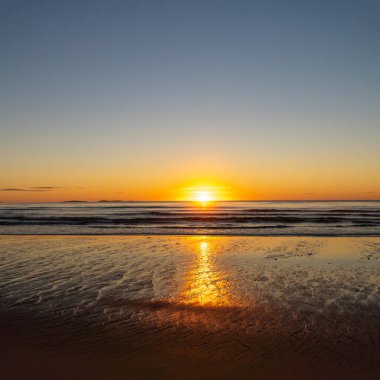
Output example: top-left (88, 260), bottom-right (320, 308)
top-left (1, 162), bottom-right (379, 202)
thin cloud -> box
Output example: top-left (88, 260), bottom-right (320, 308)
top-left (1, 186), bottom-right (68, 192)
top-left (1, 188), bottom-right (52, 192)
top-left (0, 187), bottom-right (50, 192)
top-left (31, 186), bottom-right (64, 190)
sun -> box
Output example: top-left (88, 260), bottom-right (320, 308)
top-left (195, 191), bottom-right (212, 205)
top-left (177, 183), bottom-right (232, 205)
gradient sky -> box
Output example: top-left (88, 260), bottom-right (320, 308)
top-left (1, 0), bottom-right (379, 202)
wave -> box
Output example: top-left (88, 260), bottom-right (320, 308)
top-left (1, 201), bottom-right (379, 235)
top-left (0, 215), bottom-right (379, 226)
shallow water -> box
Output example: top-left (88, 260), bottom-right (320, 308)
top-left (1, 236), bottom-right (380, 379)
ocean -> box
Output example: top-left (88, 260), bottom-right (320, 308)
top-left (0, 200), bottom-right (379, 235)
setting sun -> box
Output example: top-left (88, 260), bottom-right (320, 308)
top-left (197, 191), bottom-right (211, 202)
top-left (195, 191), bottom-right (213, 206)
top-left (177, 184), bottom-right (232, 204)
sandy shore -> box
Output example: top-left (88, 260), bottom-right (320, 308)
top-left (1, 236), bottom-right (380, 379)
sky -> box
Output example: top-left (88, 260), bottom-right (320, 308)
top-left (0, 0), bottom-right (379, 202)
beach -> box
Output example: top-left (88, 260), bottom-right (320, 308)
top-left (1, 235), bottom-right (380, 379)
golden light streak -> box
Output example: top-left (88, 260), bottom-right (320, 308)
top-left (179, 238), bottom-right (231, 306)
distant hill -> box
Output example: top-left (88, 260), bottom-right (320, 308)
top-left (97, 200), bottom-right (125, 203)
top-left (63, 200), bottom-right (88, 203)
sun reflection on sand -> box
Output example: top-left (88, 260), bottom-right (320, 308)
top-left (179, 238), bottom-right (232, 306)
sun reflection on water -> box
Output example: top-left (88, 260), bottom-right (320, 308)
top-left (179, 238), bottom-right (231, 307)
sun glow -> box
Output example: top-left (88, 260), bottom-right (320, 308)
top-left (178, 184), bottom-right (231, 205)
top-left (195, 190), bottom-right (213, 205)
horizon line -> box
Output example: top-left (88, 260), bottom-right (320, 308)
top-left (1, 199), bottom-right (380, 204)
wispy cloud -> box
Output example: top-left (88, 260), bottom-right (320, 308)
top-left (1, 188), bottom-right (47, 192)
top-left (1, 186), bottom-right (64, 192)
top-left (30, 186), bottom-right (64, 190)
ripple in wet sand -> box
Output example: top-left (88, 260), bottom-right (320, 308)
top-left (1, 236), bottom-right (380, 379)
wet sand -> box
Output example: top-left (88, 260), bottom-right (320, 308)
top-left (1, 236), bottom-right (380, 379)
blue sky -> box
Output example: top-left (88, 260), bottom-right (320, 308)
top-left (0, 0), bottom-right (379, 200)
